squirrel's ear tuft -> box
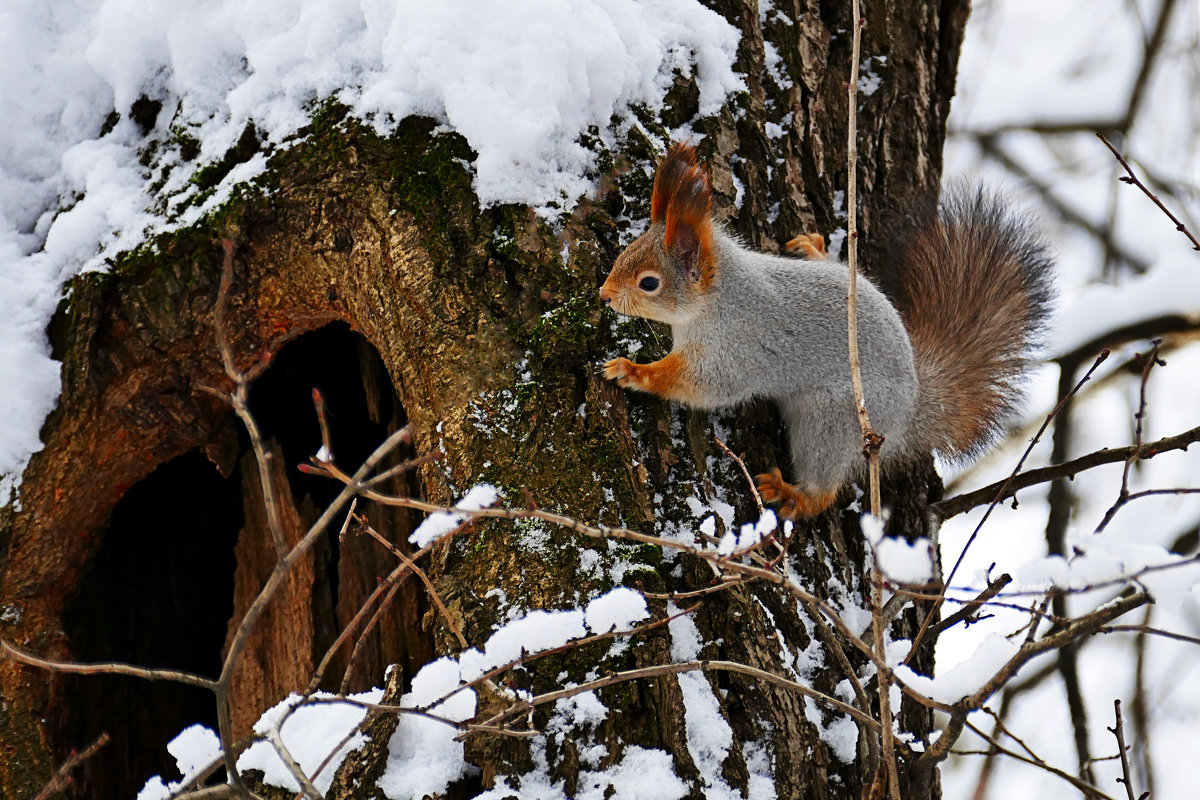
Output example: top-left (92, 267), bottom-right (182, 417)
top-left (651, 142), bottom-right (700, 223)
top-left (663, 163), bottom-right (714, 288)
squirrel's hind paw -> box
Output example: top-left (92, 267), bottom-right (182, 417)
top-left (755, 467), bottom-right (837, 519)
top-left (785, 232), bottom-right (827, 260)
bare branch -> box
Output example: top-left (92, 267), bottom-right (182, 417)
top-left (925, 573), bottom-right (1013, 638)
top-left (714, 436), bottom-right (764, 515)
top-left (467, 659), bottom-right (883, 740)
top-left (2, 639), bottom-right (218, 691)
top-left (1096, 341), bottom-right (1165, 533)
top-left (956, 719), bottom-right (1119, 800)
top-left (934, 420), bottom-right (1200, 519)
top-left (1098, 132), bottom-right (1200, 252)
top-left (33, 732), bottom-right (110, 800)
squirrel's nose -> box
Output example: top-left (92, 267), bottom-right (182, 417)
top-left (599, 284), bottom-right (614, 304)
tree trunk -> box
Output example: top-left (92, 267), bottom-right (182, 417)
top-left (0, 1), bottom-right (968, 797)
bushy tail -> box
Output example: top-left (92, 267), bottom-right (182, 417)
top-left (877, 188), bottom-right (1055, 461)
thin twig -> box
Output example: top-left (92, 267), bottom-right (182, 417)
top-left (1108, 699), bottom-right (1145, 800)
top-left (926, 573), bottom-right (1013, 638)
top-left (214, 240), bottom-right (288, 558)
top-left (467, 659), bottom-right (882, 739)
top-left (351, 512), bottom-right (470, 649)
top-left (714, 436), bottom-right (764, 515)
top-left (1096, 342), bottom-right (1165, 533)
top-left (844, 4), bottom-right (895, 794)
top-left (265, 727), bottom-right (324, 800)
top-left (1098, 132), bottom-right (1200, 251)
top-left (957, 720), bottom-right (1119, 800)
top-left (33, 732), bottom-right (111, 800)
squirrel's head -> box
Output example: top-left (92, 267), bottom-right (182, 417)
top-left (600, 142), bottom-right (715, 325)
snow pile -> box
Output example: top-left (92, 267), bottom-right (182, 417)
top-left (378, 659), bottom-right (476, 800)
top-left (136, 725), bottom-right (222, 800)
top-left (0, 0), bottom-right (743, 503)
top-left (236, 688), bottom-right (386, 794)
top-left (862, 515), bottom-right (936, 585)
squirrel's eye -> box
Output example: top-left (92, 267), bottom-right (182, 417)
top-left (638, 275), bottom-right (661, 293)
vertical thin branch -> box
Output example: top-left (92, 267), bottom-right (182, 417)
top-left (1108, 700), bottom-right (1144, 800)
top-left (844, 3), bottom-right (883, 519)
top-left (1130, 606), bottom-right (1154, 797)
top-left (215, 240), bottom-right (288, 559)
top-left (845, 3), bottom-right (895, 797)
top-left (1096, 341), bottom-right (1164, 533)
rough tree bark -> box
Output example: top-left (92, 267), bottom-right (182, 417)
top-left (0, 1), bottom-right (968, 797)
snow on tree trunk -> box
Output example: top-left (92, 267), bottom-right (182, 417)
top-left (0, 1), bottom-right (967, 797)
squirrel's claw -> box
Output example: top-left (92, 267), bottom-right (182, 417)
top-left (603, 357), bottom-right (638, 388)
top-left (755, 468), bottom-right (838, 520)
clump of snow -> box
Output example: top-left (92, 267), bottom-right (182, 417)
top-left (460, 608), bottom-right (587, 680)
top-left (585, 586), bottom-right (649, 633)
top-left (875, 539), bottom-right (935, 585)
top-left (236, 688), bottom-right (384, 794)
top-left (862, 514), bottom-right (935, 585)
top-left (551, 690), bottom-right (610, 729)
top-left (378, 657), bottom-right (476, 800)
top-left (897, 633), bottom-right (1018, 705)
top-left (717, 509), bottom-right (777, 556)
top-left (409, 483), bottom-right (500, 547)
top-left (803, 695), bottom-right (859, 764)
top-left (137, 724), bottom-right (222, 800)
top-left (0, 0), bottom-right (744, 504)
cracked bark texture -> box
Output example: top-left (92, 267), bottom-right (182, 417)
top-left (0, 1), bottom-right (968, 797)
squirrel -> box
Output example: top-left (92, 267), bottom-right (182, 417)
top-left (599, 143), bottom-right (1053, 519)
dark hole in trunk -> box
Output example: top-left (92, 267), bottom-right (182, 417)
top-left (61, 450), bottom-right (241, 800)
top-left (58, 322), bottom-right (428, 798)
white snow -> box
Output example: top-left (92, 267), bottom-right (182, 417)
top-left (377, 658), bottom-right (476, 800)
top-left (584, 586), bottom-right (649, 633)
top-left (1053, 250), bottom-right (1200, 357)
top-left (898, 634), bottom-right (1019, 706)
top-left (0, 0), bottom-right (743, 503)
top-left (409, 483), bottom-right (500, 547)
top-left (716, 509), bottom-right (777, 556)
top-left (677, 669), bottom-right (739, 798)
top-left (136, 724), bottom-right (222, 800)
top-left (236, 688), bottom-right (384, 794)
top-left (862, 513), bottom-right (936, 585)
top-left (668, 601), bottom-right (704, 661)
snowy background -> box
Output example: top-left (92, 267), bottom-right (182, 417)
top-left (3, 0), bottom-right (1199, 797)
top-left (939, 0), bottom-right (1200, 797)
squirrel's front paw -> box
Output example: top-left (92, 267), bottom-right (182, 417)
top-left (603, 357), bottom-right (642, 389)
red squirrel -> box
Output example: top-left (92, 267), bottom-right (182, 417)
top-left (599, 143), bottom-right (1053, 519)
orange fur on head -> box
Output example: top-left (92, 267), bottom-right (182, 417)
top-left (651, 143), bottom-right (716, 291)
